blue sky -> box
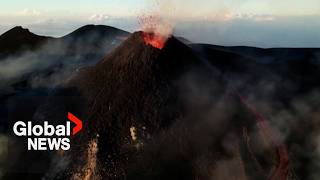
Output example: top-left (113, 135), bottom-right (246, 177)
top-left (1, 0), bottom-right (320, 47)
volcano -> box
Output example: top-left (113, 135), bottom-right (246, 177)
top-left (61, 31), bottom-right (290, 179)
top-left (10, 31), bottom-right (290, 180)
top-left (63, 32), bottom-right (213, 179)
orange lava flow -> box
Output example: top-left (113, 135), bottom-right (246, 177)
top-left (142, 32), bottom-right (167, 49)
top-left (237, 93), bottom-right (289, 180)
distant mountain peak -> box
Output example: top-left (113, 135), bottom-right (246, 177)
top-left (1, 26), bottom-right (32, 37)
top-left (0, 26), bottom-right (49, 55)
top-left (11, 26), bottom-right (29, 31)
top-left (63, 24), bottom-right (130, 39)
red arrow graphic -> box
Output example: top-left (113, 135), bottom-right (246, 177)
top-left (68, 112), bottom-right (82, 135)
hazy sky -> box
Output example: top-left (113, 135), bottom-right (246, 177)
top-left (1, 0), bottom-right (320, 16)
top-left (0, 0), bottom-right (320, 47)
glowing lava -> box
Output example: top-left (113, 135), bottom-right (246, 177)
top-left (139, 15), bottom-right (172, 50)
top-left (142, 32), bottom-right (167, 49)
top-left (236, 92), bottom-right (289, 180)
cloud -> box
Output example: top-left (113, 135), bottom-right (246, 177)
top-left (17, 8), bottom-right (41, 16)
top-left (89, 14), bottom-right (110, 23)
top-left (231, 13), bottom-right (275, 22)
top-left (202, 12), bottom-right (275, 22)
top-left (252, 14), bottom-right (275, 22)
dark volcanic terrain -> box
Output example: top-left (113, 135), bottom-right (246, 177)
top-left (25, 32), bottom-right (294, 180)
top-left (0, 26), bottom-right (50, 58)
top-left (1, 26), bottom-right (320, 180)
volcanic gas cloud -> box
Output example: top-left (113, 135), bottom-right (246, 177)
top-left (140, 16), bottom-right (172, 49)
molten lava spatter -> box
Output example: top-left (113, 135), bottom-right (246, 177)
top-left (142, 32), bottom-right (167, 49)
top-left (139, 15), bottom-right (172, 49)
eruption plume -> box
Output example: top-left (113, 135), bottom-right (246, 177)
top-left (139, 15), bottom-right (172, 49)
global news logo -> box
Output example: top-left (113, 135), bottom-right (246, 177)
top-left (12, 112), bottom-right (83, 151)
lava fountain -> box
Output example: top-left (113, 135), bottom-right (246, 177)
top-left (139, 15), bottom-right (173, 49)
top-left (142, 32), bottom-right (167, 49)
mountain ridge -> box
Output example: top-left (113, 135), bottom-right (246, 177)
top-left (0, 25), bottom-right (130, 59)
top-left (0, 26), bottom-right (51, 56)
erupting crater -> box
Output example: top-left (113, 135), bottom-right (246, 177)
top-left (142, 31), bottom-right (168, 49)
top-left (139, 15), bottom-right (172, 50)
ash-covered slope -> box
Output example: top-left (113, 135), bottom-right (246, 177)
top-left (72, 32), bottom-right (207, 124)
top-left (65, 32), bottom-right (214, 177)
top-left (60, 32), bottom-right (225, 179)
